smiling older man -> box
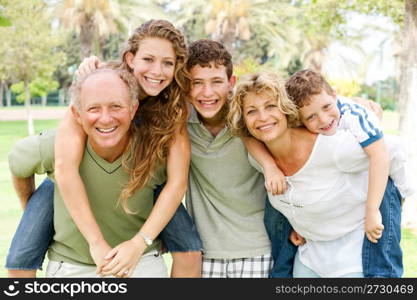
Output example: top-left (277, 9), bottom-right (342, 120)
top-left (8, 68), bottom-right (169, 277)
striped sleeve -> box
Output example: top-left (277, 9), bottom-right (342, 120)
top-left (337, 97), bottom-right (383, 148)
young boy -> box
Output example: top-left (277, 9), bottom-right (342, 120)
top-left (289, 69), bottom-right (388, 244)
top-left (247, 68), bottom-right (411, 277)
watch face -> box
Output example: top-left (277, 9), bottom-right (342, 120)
top-left (139, 232), bottom-right (153, 246)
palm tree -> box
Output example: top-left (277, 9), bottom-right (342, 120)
top-left (164, 0), bottom-right (296, 57)
top-left (301, 24), bottom-right (370, 78)
top-left (54, 0), bottom-right (128, 59)
top-left (118, 0), bottom-right (167, 28)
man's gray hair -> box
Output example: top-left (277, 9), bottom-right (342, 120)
top-left (70, 68), bottom-right (139, 111)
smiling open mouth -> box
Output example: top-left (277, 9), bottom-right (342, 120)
top-left (97, 127), bottom-right (117, 133)
top-left (145, 77), bottom-right (164, 85)
top-left (198, 99), bottom-right (218, 106)
top-left (321, 119), bottom-right (335, 131)
top-left (257, 123), bottom-right (276, 131)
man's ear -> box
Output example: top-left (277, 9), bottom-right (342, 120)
top-left (125, 52), bottom-right (135, 69)
top-left (70, 105), bottom-right (82, 125)
top-left (130, 101), bottom-right (139, 120)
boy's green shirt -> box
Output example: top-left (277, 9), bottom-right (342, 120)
top-left (186, 108), bottom-right (271, 259)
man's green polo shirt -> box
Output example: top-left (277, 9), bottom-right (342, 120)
top-left (9, 130), bottom-right (165, 265)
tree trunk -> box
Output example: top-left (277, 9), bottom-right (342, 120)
top-left (304, 46), bottom-right (325, 73)
top-left (97, 35), bottom-right (105, 60)
top-left (220, 20), bottom-right (237, 55)
top-left (0, 81), bottom-right (3, 107)
top-left (80, 16), bottom-right (95, 59)
top-left (24, 80), bottom-right (34, 135)
top-left (59, 88), bottom-right (65, 105)
top-left (41, 94), bottom-right (47, 106)
top-left (6, 83), bottom-right (11, 106)
top-left (399, 0), bottom-right (417, 133)
top-left (65, 87), bottom-right (70, 105)
top-left (398, 0), bottom-right (417, 230)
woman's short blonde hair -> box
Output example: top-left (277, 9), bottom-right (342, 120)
top-left (227, 72), bottom-right (300, 137)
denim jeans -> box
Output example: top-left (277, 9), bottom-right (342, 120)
top-left (362, 177), bottom-right (403, 277)
top-left (5, 179), bottom-right (54, 270)
top-left (6, 178), bottom-right (202, 270)
top-left (265, 177), bottom-right (403, 278)
top-left (263, 198), bottom-right (298, 278)
top-left (153, 183), bottom-right (203, 252)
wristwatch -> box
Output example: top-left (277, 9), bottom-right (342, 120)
top-left (138, 232), bottom-right (153, 246)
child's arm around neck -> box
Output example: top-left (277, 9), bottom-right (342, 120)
top-left (242, 136), bottom-right (287, 195)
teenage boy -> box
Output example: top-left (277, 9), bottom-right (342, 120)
top-left (8, 69), bottom-right (170, 277)
top-left (184, 39), bottom-right (296, 277)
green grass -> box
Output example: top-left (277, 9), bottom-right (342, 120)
top-left (402, 229), bottom-right (417, 277)
top-left (381, 110), bottom-right (400, 135)
top-left (0, 113), bottom-right (415, 278)
top-left (0, 119), bottom-right (60, 277)
top-left (0, 106), bottom-right (67, 110)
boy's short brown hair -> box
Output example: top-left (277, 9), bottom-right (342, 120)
top-left (187, 39), bottom-right (233, 79)
top-left (285, 69), bottom-right (336, 107)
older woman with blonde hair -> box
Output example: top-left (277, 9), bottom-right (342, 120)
top-left (227, 72), bottom-right (404, 277)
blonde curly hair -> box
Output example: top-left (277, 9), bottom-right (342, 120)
top-left (227, 72), bottom-right (300, 137)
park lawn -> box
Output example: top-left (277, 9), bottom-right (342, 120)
top-left (0, 106), bottom-right (67, 110)
top-left (402, 228), bottom-right (417, 277)
top-left (0, 120), bottom-right (60, 277)
top-left (381, 110), bottom-right (399, 135)
top-left (0, 116), bottom-right (415, 277)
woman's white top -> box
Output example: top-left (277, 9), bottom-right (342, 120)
top-left (384, 134), bottom-right (415, 198)
top-left (250, 130), bottom-right (370, 277)
top-left (251, 129), bottom-right (413, 277)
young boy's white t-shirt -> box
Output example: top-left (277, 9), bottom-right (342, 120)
top-left (337, 96), bottom-right (414, 198)
top-left (337, 96), bottom-right (383, 147)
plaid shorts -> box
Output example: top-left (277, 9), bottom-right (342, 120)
top-left (202, 253), bottom-right (273, 278)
